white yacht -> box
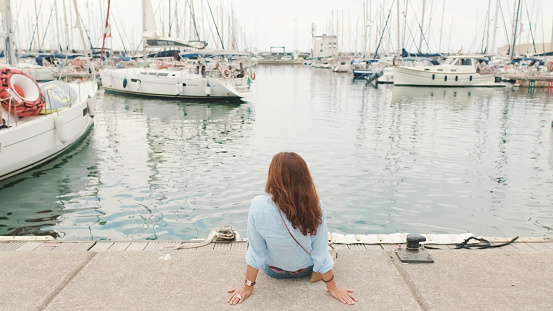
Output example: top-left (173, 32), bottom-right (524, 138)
top-left (311, 59), bottom-right (332, 69)
top-left (99, 0), bottom-right (254, 99)
top-left (0, 70), bottom-right (98, 181)
top-left (393, 55), bottom-right (504, 87)
top-left (333, 60), bottom-right (351, 72)
top-left (100, 65), bottom-right (254, 99)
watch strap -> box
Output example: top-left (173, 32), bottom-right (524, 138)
top-left (244, 279), bottom-right (256, 286)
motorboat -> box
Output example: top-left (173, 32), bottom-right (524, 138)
top-left (351, 59), bottom-right (380, 79)
top-left (377, 58), bottom-right (437, 84)
top-left (393, 55), bottom-right (505, 87)
top-left (0, 67), bottom-right (98, 181)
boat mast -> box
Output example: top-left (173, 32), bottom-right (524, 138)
top-left (419, 0), bottom-right (425, 52)
top-left (438, 0), bottom-right (445, 52)
top-left (142, 0), bottom-right (146, 62)
top-left (34, 0), bottom-right (41, 51)
top-left (491, 0), bottom-right (499, 55)
top-left (363, 0), bottom-right (366, 57)
top-left (485, 0), bottom-right (491, 53)
top-left (397, 0), bottom-right (400, 57)
top-left (368, 0), bottom-right (372, 57)
top-left (402, 0), bottom-right (407, 53)
top-left (174, 1), bottom-right (179, 39)
top-left (4, 0), bottom-right (16, 65)
top-left (341, 10), bottom-right (344, 57)
top-left (511, 0), bottom-right (521, 60)
top-left (54, 0), bottom-right (61, 51)
top-left (69, 0), bottom-right (73, 51)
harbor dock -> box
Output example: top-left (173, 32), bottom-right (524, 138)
top-left (1, 237), bottom-right (552, 310)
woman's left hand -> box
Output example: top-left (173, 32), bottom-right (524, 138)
top-left (227, 285), bottom-right (253, 305)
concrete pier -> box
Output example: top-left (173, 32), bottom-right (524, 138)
top-left (1, 239), bottom-right (552, 310)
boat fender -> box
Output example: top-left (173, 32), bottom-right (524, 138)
top-left (54, 116), bottom-right (68, 143)
top-left (123, 78), bottom-right (127, 88)
top-left (205, 82), bottom-right (212, 96)
top-left (221, 68), bottom-right (231, 79)
top-left (87, 95), bottom-right (96, 117)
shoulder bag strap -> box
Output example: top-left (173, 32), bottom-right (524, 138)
top-left (277, 207), bottom-right (311, 256)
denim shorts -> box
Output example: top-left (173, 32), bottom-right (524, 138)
top-left (262, 263), bottom-right (313, 279)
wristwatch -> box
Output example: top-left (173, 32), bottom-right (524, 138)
top-left (244, 279), bottom-right (256, 286)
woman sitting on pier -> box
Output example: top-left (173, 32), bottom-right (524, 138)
top-left (228, 152), bottom-right (357, 305)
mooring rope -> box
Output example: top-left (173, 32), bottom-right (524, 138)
top-left (454, 236), bottom-right (520, 250)
top-left (422, 236), bottom-right (520, 250)
top-left (160, 225), bottom-right (239, 250)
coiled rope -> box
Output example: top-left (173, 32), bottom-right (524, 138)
top-left (422, 236), bottom-right (520, 250)
top-left (160, 225), bottom-right (240, 251)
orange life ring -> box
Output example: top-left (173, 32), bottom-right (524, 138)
top-left (547, 62), bottom-right (553, 72)
top-left (250, 72), bottom-right (256, 80)
top-left (222, 68), bottom-right (231, 79)
top-left (73, 59), bottom-right (85, 67)
top-left (0, 67), bottom-right (44, 117)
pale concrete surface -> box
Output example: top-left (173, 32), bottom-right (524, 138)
top-left (395, 248), bottom-right (553, 311)
top-left (44, 250), bottom-right (419, 311)
top-left (0, 252), bottom-right (94, 311)
top-left (1, 243), bottom-right (553, 311)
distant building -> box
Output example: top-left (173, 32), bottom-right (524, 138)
top-left (496, 43), bottom-right (552, 56)
top-left (311, 34), bottom-right (337, 58)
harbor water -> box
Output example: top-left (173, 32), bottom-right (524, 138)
top-left (1, 65), bottom-right (552, 240)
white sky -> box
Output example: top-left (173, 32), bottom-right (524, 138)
top-left (10, 0), bottom-right (553, 55)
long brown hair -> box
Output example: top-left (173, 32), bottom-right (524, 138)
top-left (265, 152), bottom-right (322, 236)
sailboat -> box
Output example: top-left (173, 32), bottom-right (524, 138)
top-left (0, 0), bottom-right (98, 181)
top-left (99, 0), bottom-right (254, 99)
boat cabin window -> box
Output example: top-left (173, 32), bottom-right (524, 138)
top-left (157, 73), bottom-right (169, 77)
top-left (140, 72), bottom-right (147, 75)
top-left (460, 58), bottom-right (472, 66)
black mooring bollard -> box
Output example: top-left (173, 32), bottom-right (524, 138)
top-left (406, 234), bottom-right (427, 250)
top-left (395, 233), bottom-right (434, 263)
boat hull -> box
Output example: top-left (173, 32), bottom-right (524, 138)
top-left (100, 68), bottom-right (254, 99)
top-left (352, 69), bottom-right (375, 79)
top-left (0, 82), bottom-right (97, 181)
top-left (393, 66), bottom-right (504, 87)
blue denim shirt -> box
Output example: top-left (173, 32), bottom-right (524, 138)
top-left (245, 195), bottom-right (334, 274)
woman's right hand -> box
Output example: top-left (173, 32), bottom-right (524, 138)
top-left (328, 286), bottom-right (357, 305)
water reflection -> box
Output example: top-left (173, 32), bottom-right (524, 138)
top-left (1, 68), bottom-right (553, 240)
top-left (0, 92), bottom-right (254, 240)
top-left (0, 134), bottom-right (98, 237)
